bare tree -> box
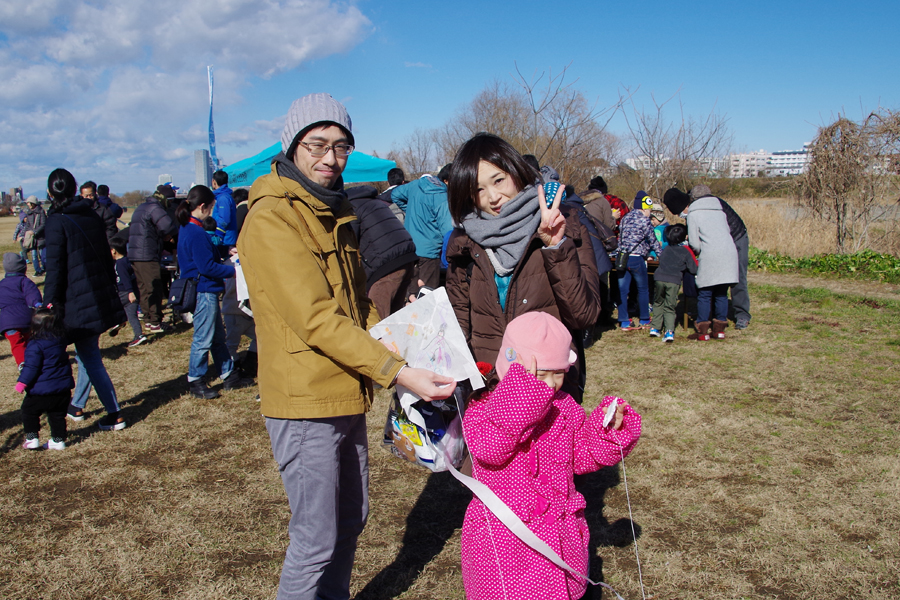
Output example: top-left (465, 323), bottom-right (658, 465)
top-left (388, 127), bottom-right (442, 178)
top-left (622, 89), bottom-right (733, 198)
top-left (390, 66), bottom-right (625, 190)
top-left (796, 109), bottom-right (900, 253)
top-left (120, 190), bottom-right (152, 207)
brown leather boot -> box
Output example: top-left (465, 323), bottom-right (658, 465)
top-left (695, 321), bottom-right (711, 341)
top-left (712, 319), bottom-right (727, 340)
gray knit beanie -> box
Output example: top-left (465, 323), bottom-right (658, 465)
top-left (689, 184), bottom-right (713, 200)
top-left (281, 93), bottom-right (354, 159)
top-left (3, 252), bottom-right (26, 274)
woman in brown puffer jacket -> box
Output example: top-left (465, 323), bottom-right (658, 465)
top-left (445, 133), bottom-right (600, 400)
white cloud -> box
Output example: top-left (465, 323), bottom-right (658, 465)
top-left (404, 62), bottom-right (432, 69)
top-left (0, 0), bottom-right (372, 192)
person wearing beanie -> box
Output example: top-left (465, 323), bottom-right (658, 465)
top-left (461, 312), bottom-right (642, 600)
top-left (0, 252), bottom-right (43, 368)
top-left (688, 185), bottom-right (751, 330)
top-left (663, 187), bottom-right (691, 217)
top-left (588, 175), bottom-right (609, 195)
top-left (238, 92), bottom-right (455, 599)
top-left (615, 191), bottom-right (662, 331)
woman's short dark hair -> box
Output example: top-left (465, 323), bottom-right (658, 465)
top-left (665, 223), bottom-right (688, 246)
top-left (447, 133), bottom-right (539, 223)
top-left (31, 307), bottom-right (64, 340)
top-left (175, 185), bottom-right (216, 226)
top-left (47, 169), bottom-right (77, 202)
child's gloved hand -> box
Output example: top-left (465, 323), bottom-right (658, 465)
top-left (15, 382), bottom-right (27, 394)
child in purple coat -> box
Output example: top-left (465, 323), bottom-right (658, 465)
top-left (0, 253), bottom-right (43, 369)
top-left (461, 312), bottom-right (642, 600)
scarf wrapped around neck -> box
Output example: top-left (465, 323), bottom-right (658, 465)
top-left (461, 185), bottom-right (541, 276)
top-left (272, 152), bottom-right (347, 213)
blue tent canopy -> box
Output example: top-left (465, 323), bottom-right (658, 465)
top-left (223, 142), bottom-right (396, 187)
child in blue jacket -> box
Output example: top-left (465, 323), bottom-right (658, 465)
top-left (0, 253), bottom-right (43, 369)
top-left (16, 308), bottom-right (74, 450)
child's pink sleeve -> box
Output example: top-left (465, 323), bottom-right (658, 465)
top-left (573, 396), bottom-right (642, 475)
top-left (463, 363), bottom-right (554, 468)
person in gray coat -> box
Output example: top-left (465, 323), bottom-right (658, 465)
top-left (686, 194), bottom-right (738, 340)
top-left (690, 185), bottom-right (751, 329)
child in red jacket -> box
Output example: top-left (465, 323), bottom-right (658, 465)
top-left (461, 312), bottom-right (642, 600)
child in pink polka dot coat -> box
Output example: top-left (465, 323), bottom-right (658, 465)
top-left (461, 312), bottom-right (642, 600)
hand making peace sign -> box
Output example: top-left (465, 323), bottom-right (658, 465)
top-left (537, 184), bottom-right (566, 247)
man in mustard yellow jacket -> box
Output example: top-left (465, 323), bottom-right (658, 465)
top-left (237, 93), bottom-right (455, 600)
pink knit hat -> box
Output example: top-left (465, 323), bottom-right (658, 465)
top-left (496, 312), bottom-right (577, 379)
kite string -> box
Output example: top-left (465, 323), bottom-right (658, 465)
top-left (618, 441), bottom-right (646, 600)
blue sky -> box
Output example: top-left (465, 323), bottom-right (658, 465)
top-left (2, 0), bottom-right (898, 195)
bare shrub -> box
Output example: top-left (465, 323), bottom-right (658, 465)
top-left (796, 109), bottom-right (900, 254)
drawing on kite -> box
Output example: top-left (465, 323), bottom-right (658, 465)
top-left (415, 320), bottom-right (452, 375)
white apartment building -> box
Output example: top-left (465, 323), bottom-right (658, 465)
top-left (627, 144), bottom-right (812, 178)
top-left (730, 150), bottom-right (768, 178)
top-left (765, 144), bottom-right (811, 177)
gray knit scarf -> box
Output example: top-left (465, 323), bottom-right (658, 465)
top-left (461, 185), bottom-right (541, 276)
top-left (272, 152), bottom-right (347, 213)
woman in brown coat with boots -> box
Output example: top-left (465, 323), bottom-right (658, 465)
top-left (444, 133), bottom-right (600, 400)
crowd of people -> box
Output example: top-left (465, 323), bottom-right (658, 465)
top-left (3, 91), bottom-right (754, 599)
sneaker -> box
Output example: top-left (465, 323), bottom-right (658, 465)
top-left (22, 434), bottom-right (40, 450)
top-left (620, 322), bottom-right (640, 332)
top-left (108, 323), bottom-right (126, 337)
top-left (222, 370), bottom-right (255, 391)
top-left (145, 323), bottom-right (166, 334)
top-left (638, 321), bottom-right (652, 330)
top-left (649, 328), bottom-right (661, 338)
top-left (67, 404), bottom-right (86, 422)
top-left (190, 379), bottom-right (219, 399)
top-left (98, 413), bottom-right (126, 431)
top-left (736, 318), bottom-right (750, 330)
top-left (127, 335), bottom-right (149, 348)
top-left (663, 330), bottom-right (675, 343)
top-left (44, 438), bottom-right (66, 451)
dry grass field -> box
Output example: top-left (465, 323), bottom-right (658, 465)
top-left (725, 197), bottom-right (900, 258)
top-left (0, 213), bottom-right (898, 599)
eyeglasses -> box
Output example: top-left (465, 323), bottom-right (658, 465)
top-left (299, 141), bottom-right (354, 157)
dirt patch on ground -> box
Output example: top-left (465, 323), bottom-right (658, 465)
top-left (749, 271), bottom-right (900, 301)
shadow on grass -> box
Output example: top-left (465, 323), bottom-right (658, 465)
top-left (0, 373), bottom-right (191, 454)
top-left (355, 471), bottom-right (470, 600)
top-left (116, 373), bottom-right (189, 427)
top-left (576, 465), bottom-right (643, 600)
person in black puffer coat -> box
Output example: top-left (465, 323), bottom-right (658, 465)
top-left (347, 185), bottom-right (418, 319)
top-left (128, 185), bottom-right (178, 332)
top-left (43, 168), bottom-right (128, 431)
